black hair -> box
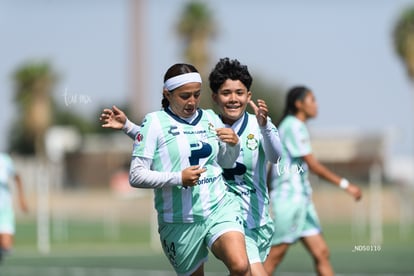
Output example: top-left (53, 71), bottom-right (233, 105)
top-left (278, 86), bottom-right (311, 126)
top-left (208, 57), bottom-right (252, 93)
top-left (161, 63), bottom-right (199, 108)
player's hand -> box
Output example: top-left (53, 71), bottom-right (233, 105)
top-left (19, 198), bottom-right (29, 213)
top-left (249, 99), bottom-right (268, 127)
top-left (215, 128), bottom-right (239, 146)
top-left (181, 165), bottom-right (207, 187)
top-left (100, 105), bottom-right (127, 129)
top-left (347, 183), bottom-right (362, 201)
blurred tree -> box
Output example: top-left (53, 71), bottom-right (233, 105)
top-left (250, 77), bottom-right (285, 123)
top-left (9, 61), bottom-right (102, 156)
top-left (9, 61), bottom-right (55, 157)
top-left (393, 5), bottom-right (414, 80)
top-left (175, 1), bottom-right (285, 115)
top-left (176, 1), bottom-right (216, 109)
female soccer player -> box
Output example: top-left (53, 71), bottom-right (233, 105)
top-left (208, 58), bottom-right (282, 276)
top-left (263, 86), bottom-right (362, 276)
top-left (101, 58), bottom-right (282, 276)
top-left (112, 63), bottom-right (251, 276)
top-left (0, 152), bottom-right (28, 263)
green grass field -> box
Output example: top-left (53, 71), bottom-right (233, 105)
top-left (1, 219), bottom-right (413, 275)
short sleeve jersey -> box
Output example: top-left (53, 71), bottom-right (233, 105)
top-left (0, 153), bottom-right (14, 190)
top-left (270, 115), bottom-right (312, 199)
top-left (223, 112), bottom-right (278, 229)
top-left (132, 108), bottom-right (229, 224)
top-left (0, 153), bottom-right (15, 205)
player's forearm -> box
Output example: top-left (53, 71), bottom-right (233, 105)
top-left (260, 121), bottom-right (283, 163)
top-left (122, 119), bottom-right (140, 140)
top-left (309, 160), bottom-right (341, 185)
top-left (217, 141), bottom-right (241, 169)
top-left (129, 157), bottom-right (181, 188)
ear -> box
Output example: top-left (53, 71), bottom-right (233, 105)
top-left (294, 99), bottom-right (303, 111)
top-left (163, 88), bottom-right (170, 99)
top-left (247, 91), bottom-right (252, 101)
top-left (211, 92), bottom-right (219, 103)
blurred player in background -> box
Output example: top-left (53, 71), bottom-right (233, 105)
top-left (103, 63), bottom-right (251, 276)
top-left (0, 152), bottom-right (28, 263)
top-left (263, 86), bottom-right (362, 276)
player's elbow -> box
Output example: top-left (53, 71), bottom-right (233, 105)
top-left (129, 169), bottom-right (145, 188)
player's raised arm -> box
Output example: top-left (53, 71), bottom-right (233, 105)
top-left (100, 105), bottom-right (140, 140)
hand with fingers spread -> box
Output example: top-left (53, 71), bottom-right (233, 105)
top-left (181, 165), bottom-right (207, 187)
top-left (215, 128), bottom-right (239, 146)
top-left (100, 105), bottom-right (127, 129)
top-left (249, 99), bottom-right (268, 127)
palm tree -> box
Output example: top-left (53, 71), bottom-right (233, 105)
top-left (11, 61), bottom-right (55, 158)
top-left (393, 5), bottom-right (414, 80)
top-left (176, 1), bottom-right (216, 109)
top-left (393, 4), bottom-right (414, 237)
top-left (393, 5), bottom-right (414, 164)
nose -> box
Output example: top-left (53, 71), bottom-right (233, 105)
top-left (228, 92), bottom-right (237, 101)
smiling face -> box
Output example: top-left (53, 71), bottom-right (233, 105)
top-left (164, 82), bottom-right (202, 118)
top-left (212, 79), bottom-right (252, 125)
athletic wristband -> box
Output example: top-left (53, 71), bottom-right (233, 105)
top-left (339, 178), bottom-right (349, 189)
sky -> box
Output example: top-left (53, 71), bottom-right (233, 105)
top-left (1, 0), bottom-right (414, 158)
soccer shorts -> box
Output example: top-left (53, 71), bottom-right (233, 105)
top-left (158, 193), bottom-right (244, 276)
top-left (244, 220), bottom-right (274, 264)
top-left (270, 196), bottom-right (321, 245)
top-left (0, 194), bottom-right (15, 234)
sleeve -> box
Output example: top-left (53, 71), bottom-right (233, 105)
top-left (122, 118), bottom-right (141, 140)
top-left (285, 122), bottom-right (312, 158)
top-left (129, 156), bottom-right (182, 188)
top-left (260, 118), bottom-right (283, 163)
top-left (216, 137), bottom-right (241, 169)
top-left (4, 154), bottom-right (16, 177)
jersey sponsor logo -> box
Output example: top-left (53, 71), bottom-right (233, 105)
top-left (229, 186), bottom-right (257, 197)
top-left (246, 133), bottom-right (258, 150)
top-left (197, 175), bottom-right (220, 185)
top-left (183, 130), bottom-right (207, 135)
top-left (168, 126), bottom-right (179, 136)
top-left (222, 162), bottom-right (247, 181)
top-left (189, 141), bottom-right (212, 166)
top-left (135, 132), bottom-right (143, 142)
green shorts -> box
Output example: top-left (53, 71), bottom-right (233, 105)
top-left (158, 193), bottom-right (244, 276)
top-left (245, 220), bottom-right (274, 264)
top-left (270, 196), bottom-right (321, 245)
top-left (0, 195), bottom-right (15, 234)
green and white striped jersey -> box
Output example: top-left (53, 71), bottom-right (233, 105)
top-left (223, 112), bottom-right (279, 229)
top-left (0, 153), bottom-right (14, 207)
top-left (270, 115), bottom-right (312, 200)
top-left (132, 108), bottom-right (231, 224)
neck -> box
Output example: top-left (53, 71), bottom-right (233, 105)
top-left (221, 116), bottom-right (236, 126)
top-left (295, 112), bottom-right (307, 122)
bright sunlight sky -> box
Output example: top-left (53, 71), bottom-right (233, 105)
top-left (1, 0), bottom-right (413, 158)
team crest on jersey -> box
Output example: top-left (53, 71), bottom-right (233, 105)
top-left (246, 133), bottom-right (258, 150)
top-left (208, 122), bottom-right (215, 133)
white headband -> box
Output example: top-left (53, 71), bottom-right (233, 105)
top-left (164, 72), bottom-right (202, 92)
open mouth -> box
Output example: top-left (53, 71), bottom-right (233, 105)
top-left (225, 105), bottom-right (241, 110)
